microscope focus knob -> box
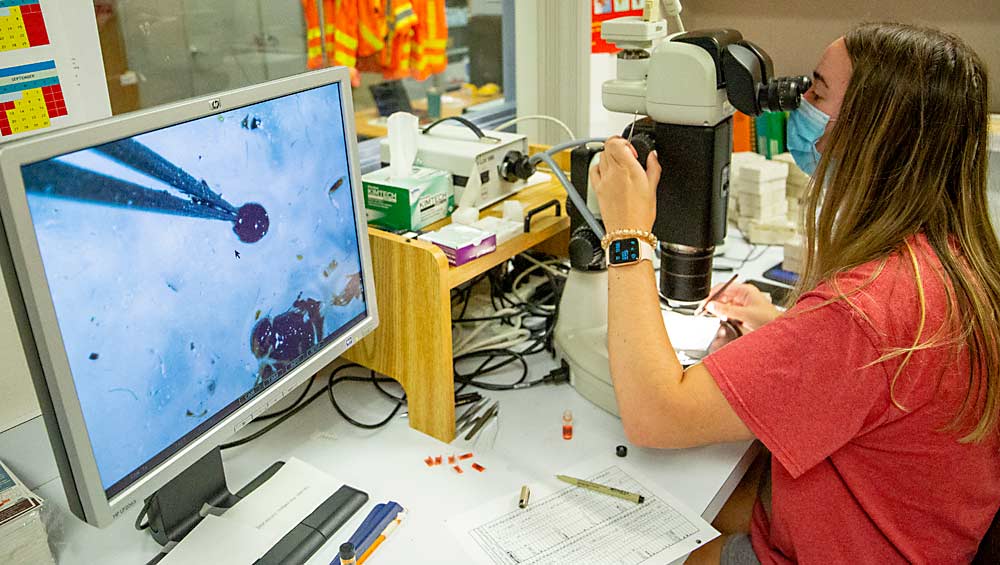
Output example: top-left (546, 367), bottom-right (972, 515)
top-left (569, 227), bottom-right (606, 271)
top-left (630, 133), bottom-right (655, 169)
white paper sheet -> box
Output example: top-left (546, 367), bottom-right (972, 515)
top-left (446, 456), bottom-right (719, 565)
top-left (663, 309), bottom-right (721, 352)
top-left (158, 515), bottom-right (272, 565)
top-left (160, 458), bottom-right (343, 564)
top-left (219, 457), bottom-right (342, 546)
top-left (0, 0), bottom-right (111, 143)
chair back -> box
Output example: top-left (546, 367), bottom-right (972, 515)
top-left (973, 509), bottom-right (1000, 564)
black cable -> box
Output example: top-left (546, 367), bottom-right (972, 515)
top-left (458, 285), bottom-right (473, 320)
top-left (327, 365), bottom-right (405, 429)
top-left (453, 349), bottom-right (545, 391)
top-left (371, 378), bottom-right (405, 402)
top-left (218, 384), bottom-right (329, 450)
top-left (453, 312), bottom-right (527, 323)
top-left (134, 497), bottom-right (152, 531)
top-left (251, 378), bottom-right (314, 423)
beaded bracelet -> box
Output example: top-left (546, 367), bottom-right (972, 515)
top-left (600, 228), bottom-right (658, 250)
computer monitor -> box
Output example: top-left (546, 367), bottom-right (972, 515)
top-left (0, 67), bottom-right (378, 529)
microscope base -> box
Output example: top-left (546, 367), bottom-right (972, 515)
top-left (553, 269), bottom-right (621, 416)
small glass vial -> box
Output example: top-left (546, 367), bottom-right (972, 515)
top-left (562, 409), bottom-right (573, 440)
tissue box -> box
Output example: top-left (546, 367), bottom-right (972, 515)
top-left (362, 166), bottom-right (454, 231)
top-left (419, 224), bottom-right (497, 266)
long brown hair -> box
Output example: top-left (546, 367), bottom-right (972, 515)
top-left (797, 22), bottom-right (1000, 442)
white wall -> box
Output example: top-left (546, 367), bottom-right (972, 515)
top-left (0, 266), bottom-right (38, 434)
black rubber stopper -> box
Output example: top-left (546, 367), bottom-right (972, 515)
top-left (340, 542), bottom-right (356, 560)
top-left (616, 445), bottom-right (628, 457)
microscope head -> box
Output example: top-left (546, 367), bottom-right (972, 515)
top-left (600, 23), bottom-right (810, 302)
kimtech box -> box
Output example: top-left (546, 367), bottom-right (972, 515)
top-left (361, 166), bottom-right (454, 231)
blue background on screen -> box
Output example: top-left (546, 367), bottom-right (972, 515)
top-left (21, 83), bottom-right (366, 492)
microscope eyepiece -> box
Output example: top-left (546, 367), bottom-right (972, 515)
top-left (758, 75), bottom-right (812, 112)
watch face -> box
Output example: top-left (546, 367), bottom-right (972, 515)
top-left (609, 237), bottom-right (641, 265)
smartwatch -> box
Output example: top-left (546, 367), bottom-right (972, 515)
top-left (606, 237), bottom-right (655, 267)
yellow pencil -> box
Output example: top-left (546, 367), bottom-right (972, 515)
top-left (357, 514), bottom-right (404, 565)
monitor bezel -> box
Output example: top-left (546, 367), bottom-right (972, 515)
top-left (0, 67), bottom-right (379, 527)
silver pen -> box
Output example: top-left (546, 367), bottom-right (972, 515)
top-left (455, 398), bottom-right (488, 428)
top-left (464, 401), bottom-right (499, 441)
top-left (457, 400), bottom-right (490, 435)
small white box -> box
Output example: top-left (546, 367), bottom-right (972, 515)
top-left (739, 160), bottom-right (789, 184)
top-left (738, 191), bottom-right (787, 216)
top-left (747, 219), bottom-right (797, 245)
top-left (733, 178), bottom-right (787, 197)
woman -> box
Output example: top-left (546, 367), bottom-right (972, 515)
top-left (591, 22), bottom-right (1000, 565)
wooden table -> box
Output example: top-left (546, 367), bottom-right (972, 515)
top-left (342, 157), bottom-right (570, 443)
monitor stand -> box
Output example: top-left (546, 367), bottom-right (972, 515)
top-left (140, 447), bottom-right (283, 546)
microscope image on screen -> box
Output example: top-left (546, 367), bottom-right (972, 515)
top-left (19, 85), bottom-right (367, 492)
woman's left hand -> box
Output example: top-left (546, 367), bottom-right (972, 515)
top-left (590, 136), bottom-right (662, 233)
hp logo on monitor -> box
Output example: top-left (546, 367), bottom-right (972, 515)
top-left (210, 99), bottom-right (221, 110)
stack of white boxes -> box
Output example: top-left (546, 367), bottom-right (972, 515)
top-left (728, 152), bottom-right (766, 221)
top-left (783, 234), bottom-right (806, 274)
top-left (771, 153), bottom-right (812, 274)
top-left (772, 153), bottom-right (812, 228)
top-left (733, 158), bottom-right (798, 245)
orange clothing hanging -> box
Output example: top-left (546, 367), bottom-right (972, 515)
top-left (381, 0), bottom-right (418, 79)
top-left (410, 0), bottom-right (448, 81)
top-left (358, 0), bottom-right (386, 57)
top-left (325, 0), bottom-right (359, 69)
top-left (302, 0), bottom-right (324, 69)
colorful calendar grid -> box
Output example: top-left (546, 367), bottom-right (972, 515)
top-left (0, 0), bottom-right (49, 51)
top-left (0, 60), bottom-right (66, 136)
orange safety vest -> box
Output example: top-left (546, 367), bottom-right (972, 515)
top-left (358, 0), bottom-right (386, 57)
top-left (410, 0), bottom-right (448, 81)
top-left (381, 0), bottom-right (418, 79)
top-left (302, 0), bottom-right (324, 69)
top-left (325, 0), bottom-right (359, 69)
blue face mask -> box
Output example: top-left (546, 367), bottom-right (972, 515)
top-left (786, 98), bottom-right (831, 176)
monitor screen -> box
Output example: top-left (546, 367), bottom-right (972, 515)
top-left (369, 81), bottom-right (414, 117)
top-left (18, 82), bottom-right (367, 498)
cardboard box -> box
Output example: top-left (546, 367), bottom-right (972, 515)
top-left (419, 224), bottom-right (497, 266)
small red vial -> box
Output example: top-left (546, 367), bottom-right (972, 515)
top-left (562, 409), bottom-right (573, 440)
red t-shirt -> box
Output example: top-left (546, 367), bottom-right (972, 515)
top-left (703, 235), bottom-right (1000, 564)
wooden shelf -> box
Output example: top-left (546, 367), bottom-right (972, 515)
top-left (342, 172), bottom-right (570, 442)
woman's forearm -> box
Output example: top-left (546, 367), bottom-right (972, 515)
top-left (607, 260), bottom-right (685, 446)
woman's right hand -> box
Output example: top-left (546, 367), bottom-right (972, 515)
top-left (704, 283), bottom-right (781, 332)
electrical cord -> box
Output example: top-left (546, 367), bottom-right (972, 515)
top-left (495, 115), bottom-right (576, 141)
top-left (219, 366), bottom-right (406, 450)
top-left (454, 350), bottom-right (570, 391)
top-left (251, 377), bottom-right (314, 423)
top-left (218, 384), bottom-right (330, 450)
top-left (326, 364), bottom-right (405, 429)
top-left (371, 379), bottom-right (405, 402)
top-left (450, 253), bottom-right (568, 391)
top-left (134, 498), bottom-right (152, 531)
top-left (452, 255), bottom-right (565, 356)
